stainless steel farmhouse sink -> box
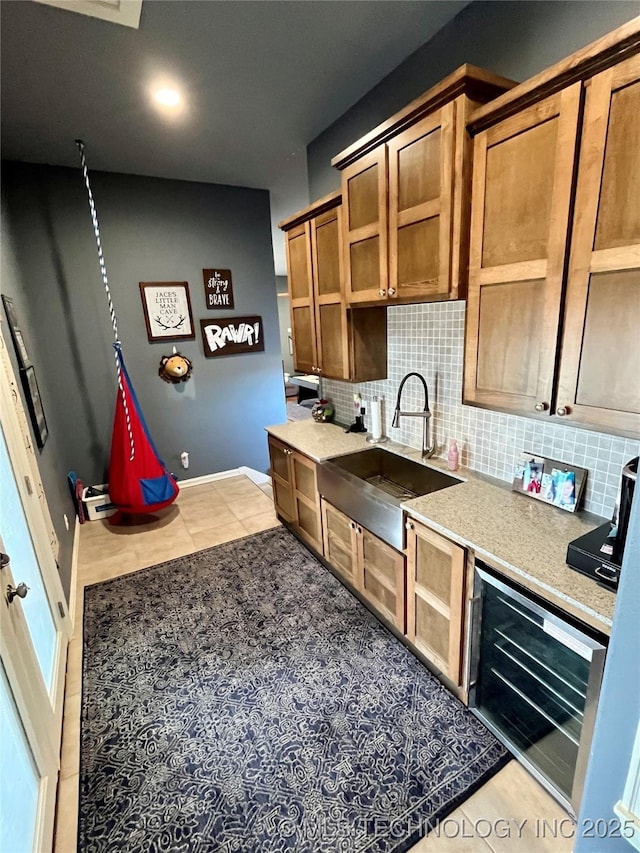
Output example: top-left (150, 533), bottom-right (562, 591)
top-left (317, 447), bottom-right (462, 551)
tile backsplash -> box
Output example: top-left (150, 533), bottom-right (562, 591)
top-left (322, 301), bottom-right (639, 518)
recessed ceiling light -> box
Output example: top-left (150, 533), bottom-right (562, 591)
top-left (154, 88), bottom-right (181, 108)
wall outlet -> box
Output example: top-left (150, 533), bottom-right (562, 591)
top-left (63, 514), bottom-right (70, 531)
top-left (180, 451), bottom-right (189, 469)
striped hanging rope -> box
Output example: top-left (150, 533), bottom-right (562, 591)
top-left (76, 139), bottom-right (135, 461)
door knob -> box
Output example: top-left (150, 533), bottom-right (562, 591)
top-left (7, 582), bottom-right (29, 604)
top-left (0, 552), bottom-right (10, 570)
top-left (534, 402), bottom-right (548, 412)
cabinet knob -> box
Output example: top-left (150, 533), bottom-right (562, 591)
top-left (388, 288), bottom-right (396, 297)
top-left (556, 406), bottom-right (570, 417)
top-left (405, 521), bottom-right (414, 530)
top-left (378, 289), bottom-right (386, 297)
top-left (534, 402), bottom-right (548, 412)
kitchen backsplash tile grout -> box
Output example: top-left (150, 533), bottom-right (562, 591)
top-left (322, 301), bottom-right (639, 518)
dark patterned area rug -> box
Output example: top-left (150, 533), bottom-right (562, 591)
top-left (79, 527), bottom-right (508, 852)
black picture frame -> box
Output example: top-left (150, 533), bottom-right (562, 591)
top-left (20, 366), bottom-right (49, 449)
top-left (2, 294), bottom-right (31, 368)
top-left (200, 316), bottom-right (265, 357)
top-left (139, 282), bottom-right (196, 342)
top-left (202, 268), bottom-right (235, 310)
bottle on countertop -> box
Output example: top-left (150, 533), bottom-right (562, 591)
top-left (447, 439), bottom-right (459, 471)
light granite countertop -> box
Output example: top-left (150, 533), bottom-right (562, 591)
top-left (265, 420), bottom-right (617, 634)
top-left (266, 419), bottom-right (373, 461)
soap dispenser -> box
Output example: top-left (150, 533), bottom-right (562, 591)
top-left (447, 439), bottom-right (459, 471)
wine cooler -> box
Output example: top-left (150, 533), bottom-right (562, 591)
top-left (468, 562), bottom-right (607, 814)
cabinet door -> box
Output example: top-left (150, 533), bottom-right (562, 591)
top-left (359, 527), bottom-right (405, 632)
top-left (292, 451), bottom-right (322, 551)
top-left (341, 147), bottom-right (389, 304)
top-left (464, 85), bottom-right (581, 417)
top-left (311, 205), bottom-right (348, 380)
top-left (556, 55), bottom-right (640, 438)
top-left (321, 500), bottom-right (358, 586)
top-left (285, 222), bottom-right (317, 374)
top-left (268, 437), bottom-right (296, 524)
top-left (388, 104), bottom-right (454, 301)
top-left (405, 519), bottom-right (466, 685)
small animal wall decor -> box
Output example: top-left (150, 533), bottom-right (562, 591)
top-left (158, 352), bottom-right (193, 384)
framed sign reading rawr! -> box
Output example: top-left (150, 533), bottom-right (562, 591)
top-left (200, 316), bottom-right (264, 357)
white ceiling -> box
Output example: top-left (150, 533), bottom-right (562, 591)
top-left (1, 0), bottom-right (470, 274)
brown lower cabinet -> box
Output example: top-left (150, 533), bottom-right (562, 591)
top-left (270, 458), bottom-right (467, 687)
top-left (268, 436), bottom-right (322, 552)
top-left (321, 499), bottom-right (405, 632)
top-left (405, 517), bottom-right (467, 686)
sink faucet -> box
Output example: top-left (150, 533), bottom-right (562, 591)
top-left (391, 371), bottom-right (435, 458)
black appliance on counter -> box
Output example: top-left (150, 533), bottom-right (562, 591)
top-left (566, 456), bottom-right (637, 590)
top-left (468, 563), bottom-right (607, 815)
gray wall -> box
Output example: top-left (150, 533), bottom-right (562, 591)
top-left (575, 490), bottom-right (640, 850)
top-left (308, 0), bottom-right (640, 199)
top-left (1, 197), bottom-right (77, 587)
top-left (2, 162), bottom-right (285, 595)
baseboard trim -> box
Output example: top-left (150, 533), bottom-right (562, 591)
top-left (178, 468), bottom-right (271, 489)
top-left (239, 466), bottom-right (271, 486)
top-left (177, 470), bottom-right (242, 488)
top-left (67, 516), bottom-right (81, 631)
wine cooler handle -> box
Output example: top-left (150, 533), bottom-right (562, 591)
top-left (466, 594), bottom-right (482, 694)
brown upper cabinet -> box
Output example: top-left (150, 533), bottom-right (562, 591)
top-left (279, 192), bottom-right (387, 382)
top-left (464, 19), bottom-right (640, 439)
top-left (332, 66), bottom-right (516, 306)
top-left (556, 53), bottom-right (640, 437)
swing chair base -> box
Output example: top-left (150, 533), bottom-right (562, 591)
top-left (107, 497), bottom-right (180, 526)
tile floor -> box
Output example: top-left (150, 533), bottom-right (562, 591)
top-left (54, 475), bottom-right (573, 853)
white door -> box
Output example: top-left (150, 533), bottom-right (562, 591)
top-left (0, 329), bottom-right (70, 853)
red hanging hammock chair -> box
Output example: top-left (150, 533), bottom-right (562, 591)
top-left (77, 141), bottom-right (179, 521)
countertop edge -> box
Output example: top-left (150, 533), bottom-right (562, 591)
top-left (401, 506), bottom-right (613, 634)
top-left (265, 420), bottom-right (615, 634)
